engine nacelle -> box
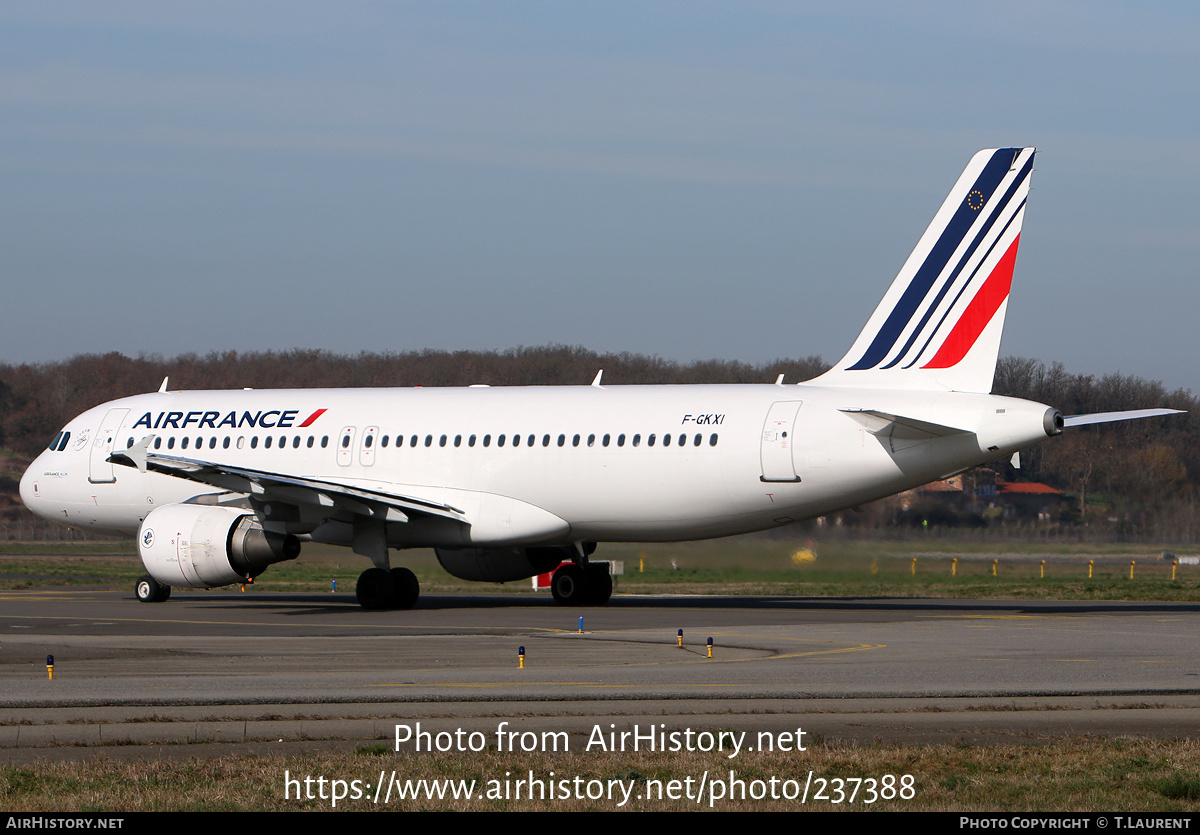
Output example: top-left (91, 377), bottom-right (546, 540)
top-left (434, 545), bottom-right (577, 583)
top-left (137, 503), bottom-right (300, 588)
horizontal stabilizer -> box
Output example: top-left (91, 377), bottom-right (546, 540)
top-left (1063, 408), bottom-right (1184, 428)
top-left (840, 408), bottom-right (971, 439)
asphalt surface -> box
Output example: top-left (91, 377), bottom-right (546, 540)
top-left (3, 586), bottom-right (1200, 761)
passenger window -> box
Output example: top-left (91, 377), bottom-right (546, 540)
top-left (663, 434), bottom-right (671, 447)
top-left (602, 434), bottom-right (610, 447)
top-left (224, 437), bottom-right (231, 449)
top-left (210, 437), bottom-right (218, 449)
top-left (306, 436), bottom-right (314, 448)
top-left (237, 436), bottom-right (245, 449)
top-left (542, 434), bottom-right (550, 447)
top-left (293, 436), bottom-right (301, 448)
top-left (557, 434), bottom-right (566, 447)
top-left (511, 434), bottom-right (520, 447)
top-left (617, 433), bottom-right (625, 447)
top-left (251, 436), bottom-right (258, 449)
top-left (648, 434), bottom-right (656, 447)
top-left (679, 433), bottom-right (686, 446)
top-left (439, 434), bottom-right (447, 447)
top-left (483, 434), bottom-right (491, 447)
top-left (709, 434), bottom-right (718, 446)
top-left (381, 435), bottom-right (389, 448)
top-left (469, 434), bottom-right (476, 447)
top-left (181, 437), bottom-right (189, 449)
top-left (365, 434), bottom-right (374, 448)
top-left (167, 437), bottom-right (176, 449)
top-left (694, 433), bottom-right (701, 446)
top-left (498, 434), bottom-right (506, 447)
top-left (127, 438), bottom-right (134, 448)
top-left (632, 434), bottom-right (641, 447)
top-left (528, 434), bottom-right (535, 447)
top-left (341, 435), bottom-right (350, 449)
top-left (278, 435), bottom-right (285, 447)
top-left (572, 434), bottom-right (580, 447)
top-left (154, 438), bottom-right (162, 449)
top-left (587, 434), bottom-right (595, 447)
top-left (454, 435), bottom-right (462, 447)
top-left (264, 436), bottom-right (272, 449)
top-left (321, 436), bottom-right (329, 448)
top-left (410, 435), bottom-right (418, 447)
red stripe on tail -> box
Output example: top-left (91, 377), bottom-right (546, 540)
top-left (922, 235), bottom-right (1021, 370)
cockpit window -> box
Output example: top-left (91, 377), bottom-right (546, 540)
top-left (47, 431), bottom-right (71, 452)
top-left (57, 432), bottom-right (70, 451)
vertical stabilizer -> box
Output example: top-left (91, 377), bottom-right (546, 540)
top-left (815, 147), bottom-right (1035, 393)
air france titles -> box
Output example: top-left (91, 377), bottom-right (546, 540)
top-left (131, 408), bottom-right (325, 431)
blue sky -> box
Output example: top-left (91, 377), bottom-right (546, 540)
top-left (2, 2), bottom-right (1197, 392)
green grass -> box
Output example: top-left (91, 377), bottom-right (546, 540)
top-left (2, 537), bottom-right (1198, 601)
top-left (5, 738), bottom-right (1200, 810)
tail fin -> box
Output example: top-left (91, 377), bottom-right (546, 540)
top-left (815, 147), bottom-right (1035, 393)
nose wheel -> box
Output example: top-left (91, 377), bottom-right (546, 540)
top-left (135, 574), bottom-right (171, 603)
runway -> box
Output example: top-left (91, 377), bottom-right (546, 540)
top-left (3, 587), bottom-right (1200, 760)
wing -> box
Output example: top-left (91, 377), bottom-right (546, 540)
top-left (109, 437), bottom-right (467, 525)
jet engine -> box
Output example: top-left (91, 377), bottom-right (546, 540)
top-left (137, 503), bottom-right (300, 588)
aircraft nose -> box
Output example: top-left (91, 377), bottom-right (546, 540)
top-left (19, 454), bottom-right (52, 520)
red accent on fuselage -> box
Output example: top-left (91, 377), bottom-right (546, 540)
top-left (297, 408), bottom-right (327, 428)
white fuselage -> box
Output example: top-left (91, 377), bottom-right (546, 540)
top-left (20, 382), bottom-right (1057, 549)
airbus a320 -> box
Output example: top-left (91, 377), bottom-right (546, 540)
top-left (20, 148), bottom-right (1179, 608)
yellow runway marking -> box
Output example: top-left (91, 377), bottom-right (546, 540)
top-left (934, 614), bottom-right (1082, 621)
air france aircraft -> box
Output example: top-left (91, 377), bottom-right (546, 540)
top-left (20, 148), bottom-right (1179, 609)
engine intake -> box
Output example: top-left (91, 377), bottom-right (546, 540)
top-left (138, 503), bottom-right (300, 588)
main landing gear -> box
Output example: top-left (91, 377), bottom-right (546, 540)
top-left (550, 562), bottom-right (613, 606)
top-left (135, 574), bottom-right (171, 603)
top-left (355, 567), bottom-right (420, 610)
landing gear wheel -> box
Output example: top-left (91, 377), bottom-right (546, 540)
top-left (135, 574), bottom-right (170, 603)
top-left (584, 563), bottom-right (613, 605)
top-left (550, 564), bottom-right (587, 605)
top-left (389, 567), bottom-right (420, 609)
top-left (356, 568), bottom-right (395, 610)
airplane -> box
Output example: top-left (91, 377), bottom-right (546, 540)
top-left (19, 147), bottom-right (1181, 610)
